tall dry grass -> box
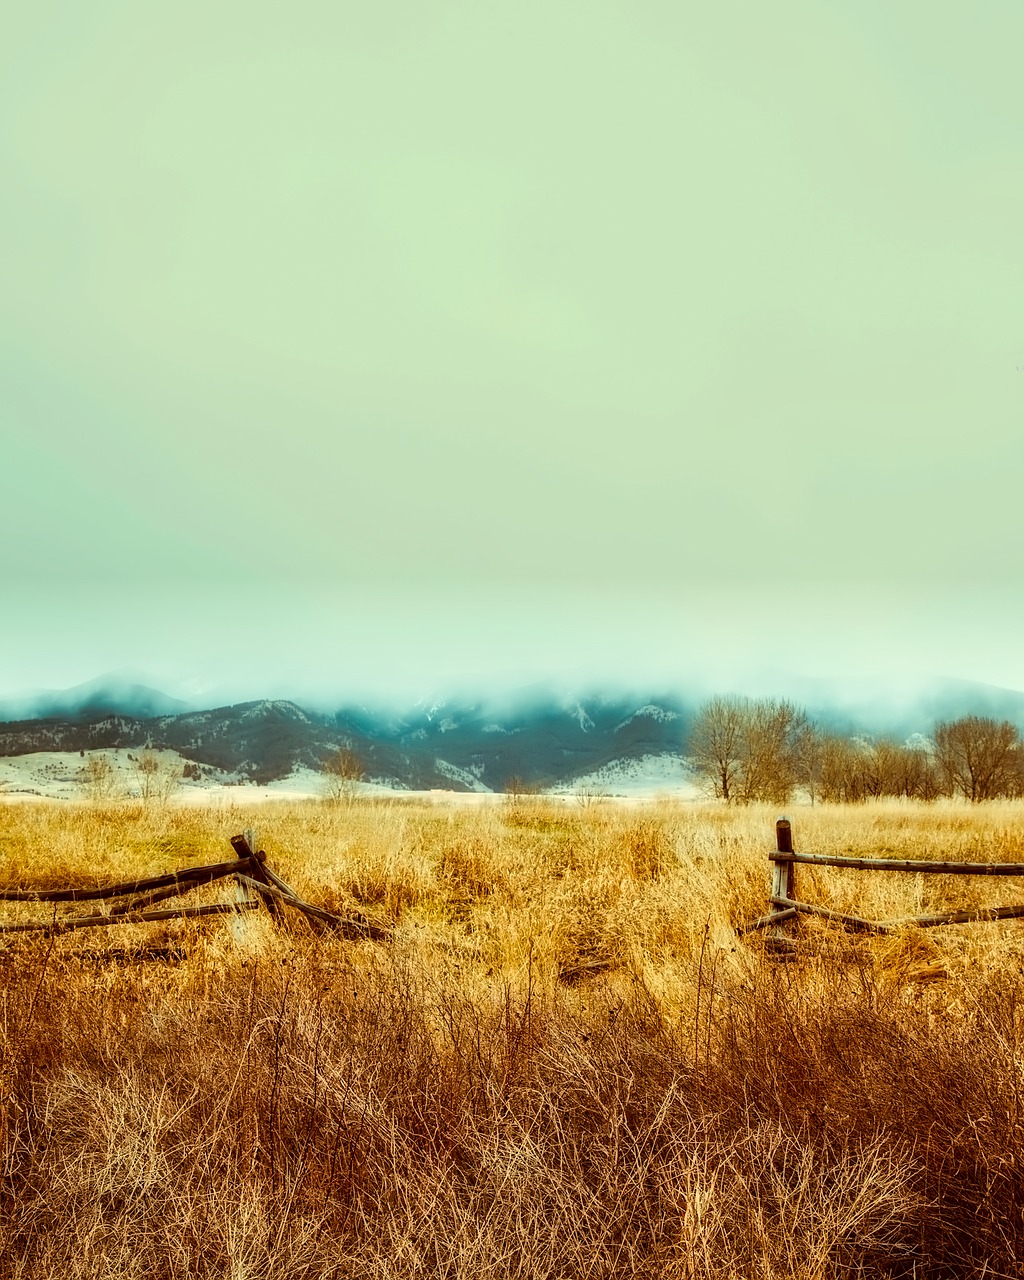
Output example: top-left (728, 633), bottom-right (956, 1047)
top-left (1, 796), bottom-right (1024, 1277)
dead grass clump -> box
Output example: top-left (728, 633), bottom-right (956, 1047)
top-left (438, 837), bottom-right (499, 900)
top-left (2, 797), bottom-right (1024, 1276)
top-left (1, 939), bottom-right (935, 1279)
top-left (625, 818), bottom-right (674, 881)
top-left (321, 839), bottom-right (431, 922)
top-left (710, 953), bottom-right (1024, 1272)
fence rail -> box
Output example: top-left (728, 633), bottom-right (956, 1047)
top-left (742, 818), bottom-right (1024, 946)
top-left (0, 829), bottom-right (387, 942)
top-left (0, 857), bottom-right (251, 903)
top-left (769, 850), bottom-right (1024, 876)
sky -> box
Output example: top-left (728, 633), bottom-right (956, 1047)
top-left (2, 1), bottom-right (1022, 704)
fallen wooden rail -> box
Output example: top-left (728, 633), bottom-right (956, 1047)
top-left (233, 873), bottom-right (387, 940)
top-left (229, 831), bottom-right (388, 939)
top-left (741, 818), bottom-right (1024, 949)
top-left (770, 895), bottom-right (1024, 933)
top-left (736, 907), bottom-right (798, 935)
top-left (770, 896), bottom-right (891, 935)
top-left (0, 828), bottom-right (388, 943)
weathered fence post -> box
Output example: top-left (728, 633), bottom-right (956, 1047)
top-left (771, 817), bottom-right (796, 939)
top-left (232, 827), bottom-right (283, 923)
top-left (739, 819), bottom-right (1024, 947)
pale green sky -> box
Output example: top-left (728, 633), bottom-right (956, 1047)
top-left (2, 2), bottom-right (1022, 698)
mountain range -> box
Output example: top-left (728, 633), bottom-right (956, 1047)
top-left (2, 674), bottom-right (1023, 792)
top-left (0, 685), bottom-right (690, 790)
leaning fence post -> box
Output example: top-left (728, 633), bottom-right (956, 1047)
top-left (232, 827), bottom-right (283, 924)
top-left (771, 817), bottom-right (796, 939)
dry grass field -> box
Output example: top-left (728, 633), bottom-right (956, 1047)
top-left (2, 796), bottom-right (1024, 1278)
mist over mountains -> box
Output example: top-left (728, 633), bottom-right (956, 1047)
top-left (2, 673), bottom-right (1024, 791)
top-left (0, 676), bottom-right (190, 724)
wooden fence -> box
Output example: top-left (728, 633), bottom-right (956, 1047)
top-left (0, 829), bottom-right (385, 941)
top-left (741, 817), bottom-right (1024, 945)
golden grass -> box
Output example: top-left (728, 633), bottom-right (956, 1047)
top-left (2, 796), bottom-right (1024, 1277)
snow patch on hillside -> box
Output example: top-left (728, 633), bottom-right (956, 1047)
top-left (572, 704), bottom-right (595, 732)
top-left (434, 759), bottom-right (493, 792)
top-left (550, 752), bottom-right (700, 799)
top-left (0, 749), bottom-right (239, 802)
top-left (615, 705), bottom-right (681, 731)
top-left (0, 751), bottom-right (382, 806)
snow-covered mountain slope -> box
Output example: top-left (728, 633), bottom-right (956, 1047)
top-left (550, 752), bottom-right (700, 799)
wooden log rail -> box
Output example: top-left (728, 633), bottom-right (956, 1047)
top-left (0, 901), bottom-right (260, 936)
top-left (741, 818), bottom-right (1024, 946)
top-left (772, 895), bottom-right (1024, 932)
top-left (769, 851), bottom-right (1024, 876)
top-left (0, 853), bottom-right (256, 936)
top-left (233, 874), bottom-right (385, 939)
top-left (0, 829), bottom-right (389, 943)
top-left (229, 830), bottom-right (387, 938)
top-left (0, 858), bottom-right (253, 903)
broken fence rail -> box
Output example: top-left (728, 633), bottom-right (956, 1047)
top-left (0, 829), bottom-right (386, 940)
top-left (741, 818), bottom-right (1024, 943)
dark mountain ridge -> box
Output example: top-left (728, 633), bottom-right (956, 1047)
top-left (2, 676), bottom-right (1023, 791)
top-left (0, 693), bottom-right (692, 790)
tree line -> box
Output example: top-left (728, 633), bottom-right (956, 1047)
top-left (687, 696), bottom-right (1024, 804)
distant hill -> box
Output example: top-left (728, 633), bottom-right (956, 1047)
top-left (2, 674), bottom-right (1024, 792)
top-left (0, 691), bottom-right (692, 789)
top-left (334, 691), bottom-right (691, 791)
top-left (0, 675), bottom-right (189, 723)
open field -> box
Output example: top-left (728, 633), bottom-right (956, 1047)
top-left (2, 797), bottom-right (1024, 1277)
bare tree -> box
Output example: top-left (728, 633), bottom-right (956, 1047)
top-left (687, 696), bottom-right (808, 805)
top-left (811, 734), bottom-right (939, 803)
top-left (323, 746), bottom-right (365, 803)
top-left (817, 735), bottom-right (869, 803)
top-left (797, 726), bottom-right (825, 805)
top-left (861, 739), bottom-right (907, 798)
top-left (933, 716), bottom-right (1021, 801)
top-left (78, 754), bottom-right (118, 802)
top-left (1008, 744), bottom-right (1024, 799)
top-left (879, 739), bottom-right (939, 800)
top-left (738, 699), bottom-right (808, 805)
top-left (132, 750), bottom-right (181, 802)
top-left (687, 696), bottom-right (746, 801)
